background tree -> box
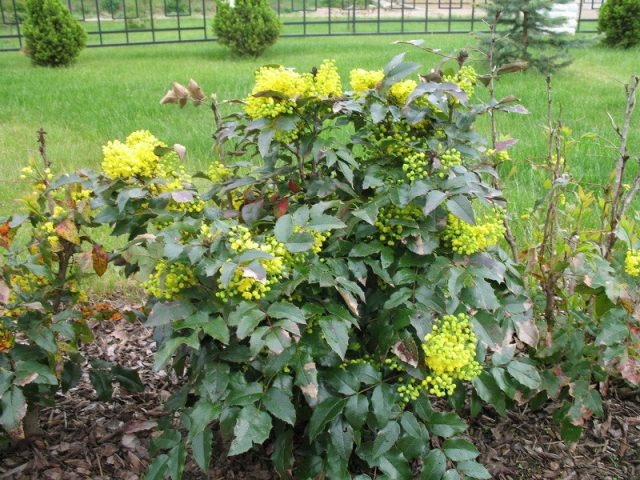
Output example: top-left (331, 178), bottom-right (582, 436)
top-left (213, 0), bottom-right (281, 57)
top-left (23, 0), bottom-right (86, 67)
top-left (598, 0), bottom-right (640, 48)
top-left (481, 0), bottom-right (576, 74)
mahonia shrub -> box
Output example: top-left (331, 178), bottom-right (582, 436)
top-left (521, 113), bottom-right (640, 441)
top-left (213, 0), bottom-right (281, 57)
top-left (23, 0), bottom-right (86, 67)
top-left (92, 53), bottom-right (538, 478)
top-left (0, 155), bottom-right (142, 440)
top-left (598, 0), bottom-right (640, 48)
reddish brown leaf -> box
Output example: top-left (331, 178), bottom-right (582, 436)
top-left (55, 219), bottom-right (80, 245)
top-left (173, 144), bottom-right (187, 161)
top-left (392, 338), bottom-right (419, 368)
top-left (92, 244), bottom-right (109, 277)
top-left (619, 357), bottom-right (640, 385)
top-left (287, 180), bottom-right (301, 193)
top-left (187, 79), bottom-right (206, 106)
top-left (274, 197), bottom-right (289, 218)
top-left (0, 221), bottom-right (14, 249)
top-left (0, 279), bottom-right (10, 304)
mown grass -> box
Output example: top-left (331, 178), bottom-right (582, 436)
top-left (0, 34), bottom-right (639, 241)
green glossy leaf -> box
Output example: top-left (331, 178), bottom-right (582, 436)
top-left (421, 448), bottom-right (446, 479)
top-left (456, 460), bottom-right (491, 479)
top-left (145, 454), bottom-right (169, 480)
top-left (371, 421), bottom-right (401, 459)
top-left (308, 397), bottom-right (347, 440)
top-left (0, 386), bottom-right (27, 433)
top-left (191, 427), bottom-right (213, 473)
top-left (203, 316), bottom-right (230, 344)
top-left (427, 412), bottom-right (467, 438)
top-left (442, 438), bottom-right (480, 461)
top-left (167, 443), bottom-right (186, 480)
top-left (267, 302), bottom-right (306, 324)
top-left (319, 318), bottom-right (349, 360)
top-left (228, 405), bottom-right (273, 456)
top-left (345, 394), bottom-right (369, 430)
top-left (228, 302), bottom-right (266, 340)
top-left (112, 365), bottom-right (144, 393)
top-left (507, 360), bottom-right (541, 390)
top-left (27, 326), bottom-right (56, 353)
top-left (263, 387), bottom-right (296, 425)
top-left (188, 400), bottom-right (222, 440)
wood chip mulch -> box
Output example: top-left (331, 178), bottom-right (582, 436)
top-left (0, 315), bottom-right (638, 480)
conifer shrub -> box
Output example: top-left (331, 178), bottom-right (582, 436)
top-left (213, 0), bottom-right (281, 57)
top-left (598, 0), bottom-right (640, 48)
top-left (22, 0), bottom-right (86, 67)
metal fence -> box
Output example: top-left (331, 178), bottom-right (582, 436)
top-left (0, 0), bottom-right (602, 52)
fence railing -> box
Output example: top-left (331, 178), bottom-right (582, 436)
top-left (0, 0), bottom-right (601, 52)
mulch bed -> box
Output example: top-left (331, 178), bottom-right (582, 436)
top-left (1, 316), bottom-right (638, 480)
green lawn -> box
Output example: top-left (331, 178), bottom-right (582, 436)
top-left (0, 35), bottom-right (639, 240)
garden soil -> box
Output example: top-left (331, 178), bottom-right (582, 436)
top-left (0, 307), bottom-right (638, 480)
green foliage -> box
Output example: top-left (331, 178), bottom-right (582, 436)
top-left (213, 0), bottom-right (281, 57)
top-left (598, 0), bottom-right (640, 48)
top-left (89, 50), bottom-right (539, 477)
top-left (521, 79), bottom-right (640, 441)
top-left (22, 0), bottom-right (86, 67)
top-left (0, 155), bottom-right (142, 440)
top-left (481, 0), bottom-right (575, 73)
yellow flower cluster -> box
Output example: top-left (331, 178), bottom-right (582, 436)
top-left (402, 152), bottom-right (429, 182)
top-left (216, 225), bottom-right (287, 301)
top-left (142, 260), bottom-right (197, 300)
top-left (102, 130), bottom-right (165, 180)
top-left (71, 189), bottom-right (92, 202)
top-left (150, 157), bottom-right (205, 214)
top-left (371, 120), bottom-right (430, 159)
top-left (422, 313), bottom-right (482, 397)
top-left (443, 65), bottom-right (477, 97)
top-left (388, 79), bottom-right (417, 105)
top-left (310, 59), bottom-right (343, 98)
top-left (485, 148), bottom-right (510, 164)
top-left (208, 161), bottom-right (233, 183)
top-left (443, 209), bottom-right (505, 255)
top-left (437, 148), bottom-right (463, 177)
top-left (375, 204), bottom-right (423, 246)
top-left (245, 60), bottom-right (342, 120)
top-left (0, 329), bottom-right (14, 352)
top-left (625, 250), bottom-right (640, 277)
top-left (294, 226), bottom-right (330, 255)
top-left (349, 68), bottom-right (384, 93)
top-left (10, 272), bottom-right (49, 294)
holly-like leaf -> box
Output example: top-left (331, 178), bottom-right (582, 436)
top-left (228, 405), bottom-right (273, 456)
top-left (507, 360), bottom-right (541, 390)
top-left (92, 244), bottom-right (109, 277)
top-left (263, 388), bottom-right (296, 425)
top-left (55, 219), bottom-right (80, 245)
top-left (442, 438), bottom-right (480, 461)
top-left (308, 397), bottom-right (347, 440)
top-left (0, 387), bottom-right (27, 437)
top-left (319, 318), bottom-right (349, 360)
top-left (191, 427), bottom-right (213, 473)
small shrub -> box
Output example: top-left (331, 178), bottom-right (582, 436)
top-left (213, 0), bottom-right (281, 57)
top-left (22, 0), bottom-right (87, 67)
top-left (0, 132), bottom-right (143, 440)
top-left (598, 0), bottom-right (640, 48)
top-left (100, 0), bottom-right (120, 14)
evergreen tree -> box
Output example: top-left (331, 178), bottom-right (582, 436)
top-left (481, 0), bottom-right (576, 74)
top-left (213, 0), bottom-right (281, 57)
top-left (23, 0), bottom-right (86, 67)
